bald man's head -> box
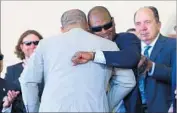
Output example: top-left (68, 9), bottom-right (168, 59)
top-left (87, 6), bottom-right (116, 40)
top-left (88, 6), bottom-right (112, 25)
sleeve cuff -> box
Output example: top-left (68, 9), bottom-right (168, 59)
top-left (148, 62), bottom-right (155, 76)
top-left (2, 105), bottom-right (12, 113)
top-left (93, 50), bottom-right (106, 64)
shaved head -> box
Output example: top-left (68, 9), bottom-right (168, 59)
top-left (87, 6), bottom-right (116, 40)
top-left (88, 6), bottom-right (112, 25)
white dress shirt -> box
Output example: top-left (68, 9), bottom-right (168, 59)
top-left (141, 33), bottom-right (159, 76)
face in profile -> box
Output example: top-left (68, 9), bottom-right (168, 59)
top-left (134, 8), bottom-right (161, 44)
top-left (89, 13), bottom-right (116, 40)
top-left (20, 34), bottom-right (40, 59)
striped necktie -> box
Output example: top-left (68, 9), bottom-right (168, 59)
top-left (139, 45), bottom-right (152, 104)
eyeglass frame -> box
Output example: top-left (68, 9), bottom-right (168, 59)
top-left (22, 40), bottom-right (40, 46)
top-left (90, 17), bottom-right (114, 32)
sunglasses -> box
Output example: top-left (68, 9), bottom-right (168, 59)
top-left (90, 19), bottom-right (113, 32)
top-left (22, 41), bottom-right (39, 46)
top-left (0, 54), bottom-right (3, 60)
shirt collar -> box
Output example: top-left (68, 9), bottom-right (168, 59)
top-left (141, 33), bottom-right (160, 49)
top-left (22, 59), bottom-right (28, 67)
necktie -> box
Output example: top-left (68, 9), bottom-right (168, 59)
top-left (139, 45), bottom-right (152, 104)
top-left (144, 45), bottom-right (152, 58)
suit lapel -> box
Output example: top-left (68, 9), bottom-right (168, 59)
top-left (14, 63), bottom-right (24, 90)
top-left (150, 34), bottom-right (166, 61)
top-left (146, 34), bottom-right (166, 105)
top-left (15, 62), bottom-right (23, 78)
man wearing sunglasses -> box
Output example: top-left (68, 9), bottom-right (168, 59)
top-left (72, 6), bottom-right (141, 113)
top-left (3, 30), bottom-right (43, 113)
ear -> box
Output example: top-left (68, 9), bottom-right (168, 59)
top-left (112, 17), bottom-right (116, 26)
top-left (20, 44), bottom-right (23, 51)
top-left (61, 27), bottom-right (65, 33)
top-left (158, 21), bottom-right (161, 29)
top-left (85, 23), bottom-right (90, 32)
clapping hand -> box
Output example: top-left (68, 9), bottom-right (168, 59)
top-left (3, 90), bottom-right (20, 108)
top-left (138, 55), bottom-right (153, 75)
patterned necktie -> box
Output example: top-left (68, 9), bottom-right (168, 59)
top-left (139, 45), bottom-right (152, 104)
top-left (144, 45), bottom-right (152, 58)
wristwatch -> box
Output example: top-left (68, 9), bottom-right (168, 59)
top-left (92, 52), bottom-right (95, 60)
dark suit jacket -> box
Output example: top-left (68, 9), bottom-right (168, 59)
top-left (0, 78), bottom-right (8, 112)
top-left (103, 33), bottom-right (142, 113)
top-left (172, 63), bottom-right (176, 113)
top-left (5, 62), bottom-right (25, 113)
top-left (103, 33), bottom-right (141, 68)
top-left (5, 62), bottom-right (23, 90)
top-left (125, 34), bottom-right (176, 112)
top-left (0, 78), bottom-right (17, 113)
top-left (5, 62), bottom-right (44, 113)
top-left (145, 34), bottom-right (176, 112)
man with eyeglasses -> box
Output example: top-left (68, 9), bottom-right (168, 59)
top-left (72, 6), bottom-right (141, 113)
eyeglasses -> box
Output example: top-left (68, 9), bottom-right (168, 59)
top-left (22, 41), bottom-right (39, 46)
top-left (0, 54), bottom-right (3, 60)
top-left (90, 19), bottom-right (113, 32)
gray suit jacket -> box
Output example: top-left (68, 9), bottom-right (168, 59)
top-left (19, 28), bottom-right (134, 112)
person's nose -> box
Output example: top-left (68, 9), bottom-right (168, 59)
top-left (140, 23), bottom-right (148, 31)
top-left (101, 28), bottom-right (108, 34)
top-left (29, 43), bottom-right (36, 49)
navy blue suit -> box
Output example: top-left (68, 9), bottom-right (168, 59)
top-left (103, 33), bottom-right (142, 113)
top-left (144, 35), bottom-right (176, 112)
top-left (122, 34), bottom-right (176, 112)
top-left (0, 78), bottom-right (6, 112)
top-left (103, 33), bottom-right (141, 68)
top-left (5, 62), bottom-right (23, 90)
top-left (5, 62), bottom-right (25, 113)
top-left (0, 78), bottom-right (17, 113)
top-left (5, 62), bottom-right (44, 113)
top-left (172, 62), bottom-right (176, 113)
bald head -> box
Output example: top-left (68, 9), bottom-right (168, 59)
top-left (134, 6), bottom-right (160, 23)
top-left (87, 6), bottom-right (116, 40)
top-left (88, 6), bottom-right (112, 25)
top-left (61, 9), bottom-right (88, 31)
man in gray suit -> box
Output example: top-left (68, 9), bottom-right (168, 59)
top-left (19, 9), bottom-right (135, 112)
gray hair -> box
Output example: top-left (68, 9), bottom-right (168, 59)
top-left (61, 9), bottom-right (87, 28)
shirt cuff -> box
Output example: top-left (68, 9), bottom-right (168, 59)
top-left (2, 105), bottom-right (12, 113)
top-left (93, 50), bottom-right (106, 64)
top-left (148, 62), bottom-right (155, 76)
